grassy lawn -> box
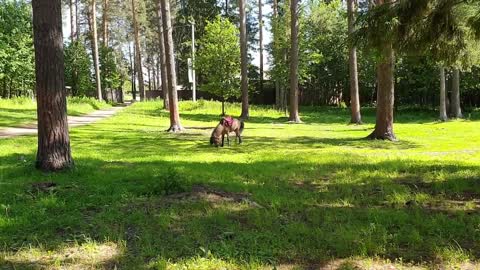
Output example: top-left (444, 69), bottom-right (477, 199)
top-left (0, 97), bottom-right (112, 127)
top-left (0, 100), bottom-right (479, 269)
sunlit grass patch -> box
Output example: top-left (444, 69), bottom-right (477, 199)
top-left (0, 100), bottom-right (479, 269)
top-left (0, 97), bottom-right (111, 127)
top-left (148, 256), bottom-right (253, 270)
top-left (2, 241), bottom-right (123, 269)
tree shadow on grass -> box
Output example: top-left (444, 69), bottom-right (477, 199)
top-left (247, 136), bottom-right (420, 150)
top-left (65, 123), bottom-right (420, 160)
top-left (1, 145), bottom-right (479, 268)
top-left (0, 108), bottom-right (478, 268)
top-left (0, 107), bottom-right (37, 127)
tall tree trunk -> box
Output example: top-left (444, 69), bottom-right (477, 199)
top-left (89, 0), bottom-right (103, 101)
top-left (161, 0), bottom-right (183, 132)
top-left (32, 0), bottom-right (73, 171)
top-left (102, 0), bottom-right (109, 47)
top-left (258, 0), bottom-right (264, 94)
top-left (347, 0), bottom-right (361, 124)
top-left (132, 0), bottom-right (145, 101)
top-left (152, 59), bottom-right (157, 91)
top-left (288, 0), bottom-right (301, 122)
top-left (69, 0), bottom-right (78, 98)
top-left (222, 89), bottom-right (226, 116)
top-left (367, 42), bottom-right (396, 140)
top-left (439, 67), bottom-right (448, 121)
top-left (147, 62), bottom-right (152, 92)
top-left (128, 40), bottom-right (137, 101)
top-left (451, 68), bottom-right (462, 118)
top-left (69, 0), bottom-right (76, 41)
top-left (273, 0), bottom-right (280, 109)
top-left (367, 0), bottom-right (395, 140)
top-left (239, 0), bottom-right (249, 119)
top-left (1, 78), bottom-right (6, 98)
top-left (75, 0), bottom-right (80, 40)
top-left (156, 59), bottom-right (160, 93)
top-left (156, 0), bottom-right (169, 109)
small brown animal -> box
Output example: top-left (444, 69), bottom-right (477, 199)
top-left (210, 116), bottom-right (244, 147)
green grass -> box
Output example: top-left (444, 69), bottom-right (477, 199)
top-left (0, 97), bottom-right (112, 127)
top-left (0, 100), bottom-right (479, 269)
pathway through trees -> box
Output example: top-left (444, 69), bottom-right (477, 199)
top-left (0, 103), bottom-right (130, 139)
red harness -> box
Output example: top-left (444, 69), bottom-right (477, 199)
top-left (222, 116), bottom-right (234, 127)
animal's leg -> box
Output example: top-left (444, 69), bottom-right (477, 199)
top-left (221, 134), bottom-right (225, 147)
top-left (234, 130), bottom-right (240, 143)
top-left (227, 133), bottom-right (230, 146)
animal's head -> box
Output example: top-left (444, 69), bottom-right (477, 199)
top-left (210, 126), bottom-right (222, 147)
top-left (210, 135), bottom-right (221, 147)
top-left (219, 118), bottom-right (225, 126)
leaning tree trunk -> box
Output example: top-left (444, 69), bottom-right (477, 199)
top-left (239, 0), bottom-right (249, 119)
top-left (156, 0), bottom-right (169, 110)
top-left (288, 0), bottom-right (301, 123)
top-left (132, 0), bottom-right (145, 101)
top-left (161, 0), bottom-right (183, 132)
top-left (367, 41), bottom-right (396, 140)
top-left (347, 0), bottom-right (362, 124)
top-left (32, 0), bottom-right (73, 171)
top-left (89, 0), bottom-right (102, 101)
top-left (439, 67), bottom-right (448, 121)
top-left (451, 68), bottom-right (462, 118)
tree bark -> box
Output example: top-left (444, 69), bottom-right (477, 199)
top-left (288, 0), bottom-right (301, 123)
top-left (102, 0), bottom-right (109, 47)
top-left (222, 90), bottom-right (226, 116)
top-left (347, 0), bottom-right (362, 124)
top-left (152, 59), bottom-right (157, 91)
top-left (89, 0), bottom-right (103, 101)
top-left (69, 0), bottom-right (76, 41)
top-left (451, 68), bottom-right (462, 118)
top-left (258, 0), bottom-right (264, 94)
top-left (239, 0), bottom-right (249, 119)
top-left (367, 42), bottom-right (396, 140)
top-left (32, 0), bottom-right (73, 171)
top-left (157, 0), bottom-right (169, 109)
top-left (1, 78), bottom-right (6, 98)
top-left (273, 0), bottom-right (280, 109)
top-left (439, 67), bottom-right (448, 121)
top-left (157, 61), bottom-right (161, 93)
top-left (128, 40), bottom-right (137, 101)
top-left (147, 61), bottom-right (152, 92)
top-left (132, 0), bottom-right (145, 101)
top-left (75, 0), bottom-right (80, 40)
top-left (161, 0), bottom-right (183, 132)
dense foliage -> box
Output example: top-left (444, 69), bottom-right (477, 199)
top-left (0, 1), bottom-right (34, 98)
top-left (99, 46), bottom-right (128, 93)
top-left (196, 16), bottom-right (241, 107)
top-left (268, 0), bottom-right (480, 108)
top-left (65, 39), bottom-right (94, 96)
top-left (0, 0), bottom-right (479, 108)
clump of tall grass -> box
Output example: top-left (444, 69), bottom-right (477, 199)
top-left (0, 97), bottom-right (36, 108)
top-left (68, 96), bottom-right (111, 110)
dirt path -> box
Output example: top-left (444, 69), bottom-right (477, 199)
top-left (0, 103), bottom-right (130, 139)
